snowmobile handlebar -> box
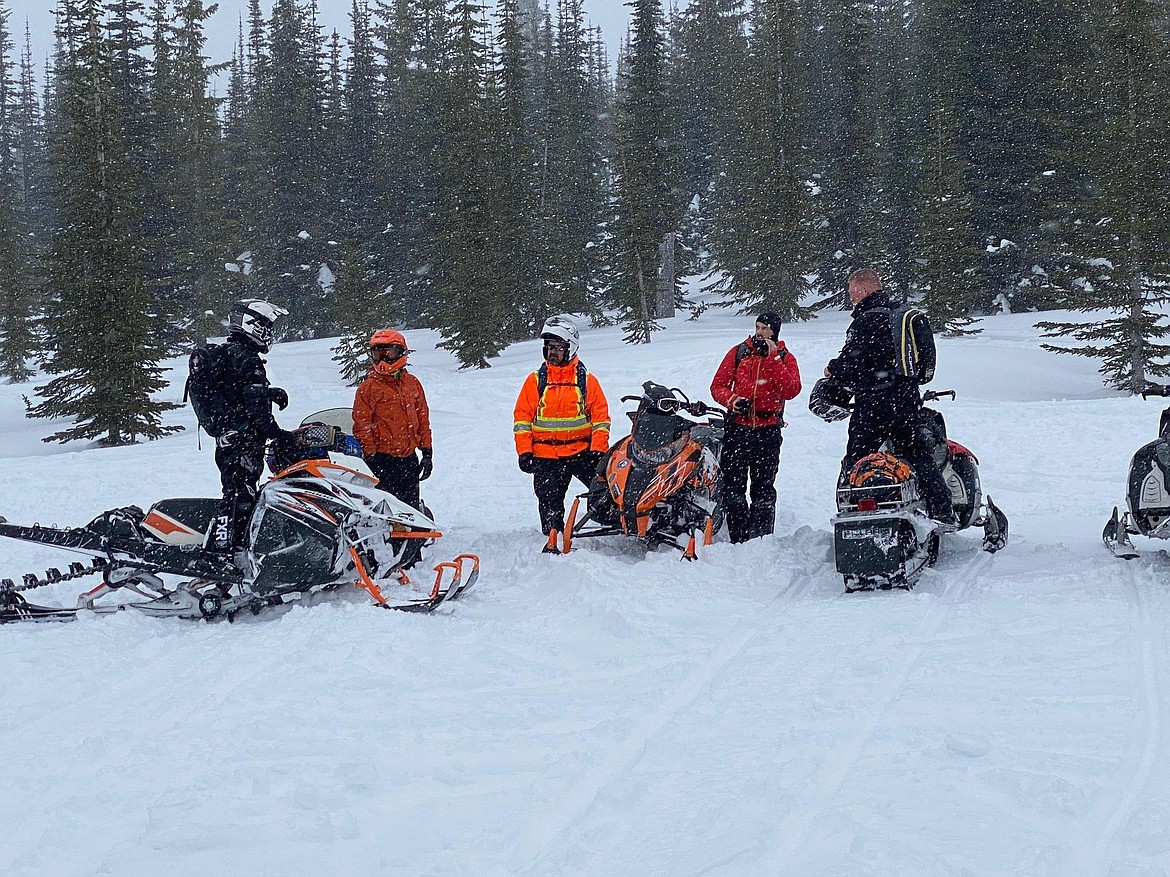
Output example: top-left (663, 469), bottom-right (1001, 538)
top-left (1141, 385), bottom-right (1170, 399)
top-left (922, 389), bottom-right (956, 403)
top-left (620, 394), bottom-right (724, 419)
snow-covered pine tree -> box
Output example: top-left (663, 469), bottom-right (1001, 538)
top-left (909, 0), bottom-right (982, 334)
top-left (962, 0), bottom-right (1078, 310)
top-left (609, 0), bottom-right (681, 343)
top-left (0, 22), bottom-right (43, 381)
top-left (150, 0), bottom-right (230, 347)
top-left (807, 0), bottom-right (876, 297)
top-left (428, 0), bottom-right (515, 368)
top-left (1035, 0), bottom-right (1170, 393)
top-left (329, 0), bottom-right (393, 384)
top-left (532, 0), bottom-right (606, 324)
top-left (0, 1), bottom-right (29, 382)
top-left (667, 0), bottom-right (746, 282)
top-left (31, 0), bottom-right (179, 444)
top-left (705, 0), bottom-right (813, 320)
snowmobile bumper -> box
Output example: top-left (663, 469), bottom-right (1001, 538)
top-left (832, 508), bottom-right (937, 591)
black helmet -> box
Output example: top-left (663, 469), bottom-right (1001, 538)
top-left (809, 378), bottom-right (852, 423)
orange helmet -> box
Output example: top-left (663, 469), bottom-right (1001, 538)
top-left (369, 329), bottom-right (409, 375)
top-left (848, 452), bottom-right (912, 488)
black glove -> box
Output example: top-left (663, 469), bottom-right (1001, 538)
top-left (418, 447), bottom-right (433, 481)
top-left (518, 452), bottom-right (536, 474)
top-left (732, 397), bottom-right (751, 414)
top-left (269, 387), bottom-right (289, 411)
top-left (580, 450), bottom-right (603, 472)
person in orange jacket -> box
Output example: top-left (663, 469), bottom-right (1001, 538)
top-left (352, 329), bottom-right (432, 514)
top-left (513, 315), bottom-right (610, 553)
top-left (710, 312), bottom-right (802, 543)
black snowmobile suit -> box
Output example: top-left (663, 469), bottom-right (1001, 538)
top-left (826, 291), bottom-right (952, 521)
top-left (211, 336), bottom-right (287, 550)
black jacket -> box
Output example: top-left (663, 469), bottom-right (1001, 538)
top-left (827, 291), bottom-right (933, 393)
top-left (220, 337), bottom-right (283, 440)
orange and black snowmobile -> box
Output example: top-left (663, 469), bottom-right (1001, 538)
top-left (564, 382), bottom-right (726, 560)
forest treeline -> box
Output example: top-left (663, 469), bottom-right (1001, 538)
top-left (0, 0), bottom-right (1167, 444)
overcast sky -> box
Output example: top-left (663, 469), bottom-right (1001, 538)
top-left (4, 1), bottom-right (630, 80)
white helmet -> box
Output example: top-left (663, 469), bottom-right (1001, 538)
top-left (229, 299), bottom-right (288, 352)
top-left (540, 314), bottom-right (580, 360)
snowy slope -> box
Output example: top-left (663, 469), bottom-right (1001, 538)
top-left (2, 302), bottom-right (1168, 877)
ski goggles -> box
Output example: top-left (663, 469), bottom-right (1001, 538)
top-left (655, 397), bottom-right (684, 414)
top-left (371, 343), bottom-right (408, 360)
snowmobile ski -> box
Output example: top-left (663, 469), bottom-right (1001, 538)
top-left (380, 553), bottom-right (480, 613)
top-left (1103, 506), bottom-right (1141, 560)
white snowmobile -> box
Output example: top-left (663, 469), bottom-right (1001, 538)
top-left (811, 382), bottom-right (1008, 592)
top-left (1103, 385), bottom-right (1170, 559)
top-left (0, 411), bottom-right (478, 623)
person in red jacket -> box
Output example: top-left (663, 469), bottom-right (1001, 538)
top-left (710, 312), bottom-right (802, 543)
top-left (352, 329), bottom-right (433, 513)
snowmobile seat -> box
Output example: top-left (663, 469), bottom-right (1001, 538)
top-left (142, 499), bottom-right (221, 545)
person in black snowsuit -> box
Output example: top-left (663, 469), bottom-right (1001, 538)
top-left (824, 268), bottom-right (955, 525)
top-left (205, 299), bottom-right (293, 552)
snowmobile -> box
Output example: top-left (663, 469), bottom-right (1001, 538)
top-left (563, 382), bottom-right (725, 560)
top-left (1103, 385), bottom-right (1170, 559)
top-left (0, 413), bottom-right (479, 624)
top-left (818, 384), bottom-right (1009, 592)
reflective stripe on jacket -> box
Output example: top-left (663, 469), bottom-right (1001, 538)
top-left (513, 359), bottom-right (610, 458)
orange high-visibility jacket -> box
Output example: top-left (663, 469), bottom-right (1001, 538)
top-left (352, 368), bottom-right (432, 458)
top-left (513, 359), bottom-right (610, 459)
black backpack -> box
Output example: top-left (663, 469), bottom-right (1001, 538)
top-left (184, 343), bottom-right (236, 437)
top-left (871, 305), bottom-right (936, 385)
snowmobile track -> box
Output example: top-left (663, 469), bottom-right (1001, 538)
top-left (752, 549), bottom-right (994, 872)
top-left (509, 540), bottom-right (826, 875)
top-left (1067, 559), bottom-right (1168, 876)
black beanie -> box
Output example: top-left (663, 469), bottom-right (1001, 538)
top-left (757, 312), bottom-right (783, 340)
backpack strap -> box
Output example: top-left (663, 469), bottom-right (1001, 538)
top-left (734, 342), bottom-right (751, 369)
top-left (536, 361), bottom-right (588, 400)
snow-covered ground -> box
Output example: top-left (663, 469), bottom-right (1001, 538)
top-left (2, 300), bottom-right (1168, 877)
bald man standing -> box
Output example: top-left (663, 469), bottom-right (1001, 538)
top-left (824, 268), bottom-right (954, 526)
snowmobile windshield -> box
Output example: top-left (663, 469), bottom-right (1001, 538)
top-left (630, 411), bottom-right (692, 464)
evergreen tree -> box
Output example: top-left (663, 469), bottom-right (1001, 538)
top-left (492, 0), bottom-right (540, 338)
top-left (0, 1), bottom-right (29, 381)
top-left (243, 0), bottom-right (331, 337)
top-left (809, 0), bottom-right (877, 297)
top-left (609, 0), bottom-right (681, 343)
top-left (151, 0), bottom-right (230, 345)
top-left (31, 0), bottom-right (179, 444)
top-left (532, 0), bottom-right (605, 324)
top-left (909, 0), bottom-right (983, 333)
top-left (963, 0), bottom-right (1080, 309)
top-left (427, 0), bottom-right (515, 367)
top-left (0, 22), bottom-right (44, 380)
top-left (706, 0), bottom-right (813, 319)
top-left (1035, 0), bottom-right (1170, 392)
top-left (667, 0), bottom-right (746, 278)
top-left (331, 0), bottom-right (394, 381)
